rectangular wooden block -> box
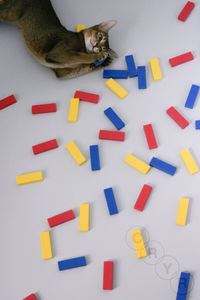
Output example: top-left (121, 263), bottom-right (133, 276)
top-left (66, 141), bottom-right (86, 165)
top-left (180, 149), bottom-right (199, 175)
top-left (104, 187), bottom-right (118, 215)
top-left (138, 66), bottom-right (147, 89)
top-left (178, 1), bottom-right (195, 21)
top-left (99, 130), bottom-right (125, 141)
top-left (32, 139), bottom-right (58, 155)
top-left (0, 94), bottom-right (16, 110)
top-left (125, 54), bottom-right (137, 77)
top-left (47, 210), bottom-right (75, 227)
top-left (134, 184), bottom-right (153, 211)
top-left (105, 78), bottom-right (128, 99)
top-left (184, 84), bottom-right (200, 109)
top-left (58, 256), bottom-right (87, 271)
top-left (79, 204), bottom-right (90, 231)
top-left (103, 70), bottom-right (128, 79)
top-left (68, 98), bottom-right (79, 122)
top-left (143, 124), bottom-right (158, 149)
top-left (32, 103), bottom-right (57, 114)
top-left (23, 294), bottom-right (37, 300)
top-left (76, 24), bottom-right (85, 32)
top-left (74, 90), bottom-right (99, 103)
top-left (166, 106), bottom-right (189, 129)
top-left (90, 145), bottom-right (100, 171)
top-left (169, 52), bottom-right (194, 67)
top-left (40, 231), bottom-right (53, 260)
top-left (150, 157), bottom-right (177, 175)
top-left (176, 272), bottom-right (190, 300)
top-left (103, 261), bottom-right (114, 290)
top-left (104, 107), bottom-right (125, 130)
top-left (149, 58), bottom-right (162, 81)
top-left (176, 198), bottom-right (190, 226)
top-left (124, 154), bottom-right (151, 174)
top-left (16, 171), bottom-right (43, 185)
top-left (131, 229), bottom-right (147, 258)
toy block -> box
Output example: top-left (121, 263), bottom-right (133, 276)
top-left (66, 141), bottom-right (86, 165)
top-left (176, 198), bottom-right (190, 226)
top-left (134, 184), bottom-right (153, 211)
top-left (176, 272), bottom-right (190, 300)
top-left (94, 55), bottom-right (108, 66)
top-left (104, 107), bottom-right (125, 130)
top-left (47, 210), bottom-right (75, 228)
top-left (0, 95), bottom-right (16, 110)
top-left (143, 124), bottom-right (158, 149)
top-left (195, 120), bottom-right (200, 129)
top-left (32, 139), bottom-right (58, 155)
top-left (149, 58), bottom-right (162, 81)
top-left (169, 52), bottom-right (194, 67)
top-left (103, 261), bottom-right (113, 290)
top-left (16, 171), bottom-right (43, 185)
top-left (32, 103), bottom-right (57, 114)
top-left (138, 66), bottom-right (146, 89)
top-left (79, 204), bottom-right (90, 231)
top-left (178, 1), bottom-right (195, 22)
top-left (180, 149), bottom-right (199, 174)
top-left (184, 84), bottom-right (200, 109)
top-left (124, 154), bottom-right (151, 174)
top-left (166, 106), bottom-right (189, 129)
top-left (58, 256), bottom-right (87, 271)
top-left (103, 70), bottom-right (128, 79)
top-left (125, 54), bottom-right (137, 77)
top-left (23, 294), bottom-right (37, 300)
top-left (104, 187), bottom-right (118, 215)
top-left (131, 229), bottom-right (147, 258)
top-left (99, 130), bottom-right (125, 141)
top-left (40, 231), bottom-right (53, 260)
top-left (68, 98), bottom-right (79, 122)
top-left (90, 145), bottom-right (100, 171)
top-left (74, 90), bottom-right (99, 104)
top-left (150, 157), bottom-right (176, 175)
top-left (105, 78), bottom-right (128, 99)
top-left (76, 24), bottom-right (85, 32)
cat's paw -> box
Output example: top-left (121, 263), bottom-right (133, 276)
top-left (101, 55), bottom-right (113, 66)
top-left (96, 51), bottom-right (108, 62)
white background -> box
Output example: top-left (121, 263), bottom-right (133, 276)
top-left (1, 0), bottom-right (200, 299)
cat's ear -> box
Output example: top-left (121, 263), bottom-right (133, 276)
top-left (108, 48), bottom-right (118, 58)
top-left (98, 20), bottom-right (117, 33)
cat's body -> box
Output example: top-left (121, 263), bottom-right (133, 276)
top-left (0, 0), bottom-right (117, 78)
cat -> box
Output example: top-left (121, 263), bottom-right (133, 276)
top-left (0, 0), bottom-right (118, 78)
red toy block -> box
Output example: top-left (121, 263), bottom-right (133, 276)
top-left (99, 130), bottom-right (125, 141)
top-left (32, 103), bottom-right (57, 114)
top-left (178, 1), bottom-right (195, 22)
top-left (32, 139), bottom-right (58, 155)
top-left (169, 52), bottom-right (194, 67)
top-left (47, 210), bottom-right (75, 227)
top-left (0, 95), bottom-right (16, 110)
top-left (74, 91), bottom-right (99, 104)
top-left (134, 184), bottom-right (152, 211)
top-left (23, 294), bottom-right (37, 300)
top-left (143, 124), bottom-right (158, 149)
top-left (103, 261), bottom-right (113, 290)
top-left (166, 106), bottom-right (189, 129)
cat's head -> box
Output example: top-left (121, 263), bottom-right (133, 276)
top-left (83, 20), bottom-right (118, 58)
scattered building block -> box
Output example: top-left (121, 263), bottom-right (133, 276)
top-left (105, 78), bottom-right (128, 99)
top-left (94, 55), bottom-right (108, 67)
top-left (16, 171), bottom-right (43, 185)
top-left (180, 148), bottom-right (199, 174)
top-left (124, 154), bottom-right (151, 174)
top-left (125, 54), bottom-right (137, 77)
top-left (58, 256), bottom-right (87, 271)
top-left (104, 107), bottom-right (125, 130)
top-left (149, 58), bottom-right (162, 81)
top-left (131, 229), bottom-right (147, 258)
top-left (143, 124), bottom-right (158, 149)
top-left (99, 130), bottom-right (125, 141)
top-left (166, 106), bottom-right (189, 129)
top-left (184, 84), bottom-right (200, 109)
top-left (68, 98), bottom-right (79, 122)
top-left (103, 70), bottom-right (128, 79)
top-left (66, 141), bottom-right (86, 165)
top-left (176, 198), bottom-right (190, 226)
top-left (0, 95), bottom-right (16, 110)
top-left (47, 210), bottom-right (75, 228)
top-left (169, 52), bottom-right (194, 67)
top-left (74, 91), bottom-right (99, 104)
top-left (79, 204), bottom-right (90, 231)
top-left (32, 103), bottom-right (57, 114)
top-left (76, 24), bottom-right (85, 32)
top-left (40, 231), bottom-right (53, 260)
top-left (104, 187), bottom-right (118, 215)
top-left (176, 272), bottom-right (191, 300)
top-left (195, 120), bottom-right (200, 129)
top-left (90, 145), bottom-right (100, 171)
top-left (23, 294), bottom-right (37, 300)
top-left (178, 1), bottom-right (195, 22)
top-left (150, 157), bottom-right (176, 175)
top-left (103, 261), bottom-right (114, 290)
top-left (32, 139), bottom-right (58, 155)
top-left (138, 66), bottom-right (147, 89)
top-left (134, 184), bottom-right (153, 211)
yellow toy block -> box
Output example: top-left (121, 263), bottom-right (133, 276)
top-left (40, 231), bottom-right (53, 260)
top-left (68, 98), bottom-right (79, 122)
top-left (79, 204), bottom-right (90, 231)
top-left (124, 154), bottom-right (151, 174)
top-left (16, 171), bottom-right (43, 185)
top-left (149, 58), bottom-right (162, 81)
top-left (176, 198), bottom-right (190, 226)
top-left (66, 141), bottom-right (86, 165)
top-left (180, 149), bottom-right (199, 175)
top-left (131, 229), bottom-right (147, 258)
top-left (76, 24), bottom-right (85, 32)
top-left (106, 78), bottom-right (128, 99)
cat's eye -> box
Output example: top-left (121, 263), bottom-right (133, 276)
top-left (98, 33), bottom-right (103, 41)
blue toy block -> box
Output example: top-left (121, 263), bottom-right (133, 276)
top-left (90, 145), bottom-right (100, 171)
top-left (125, 55), bottom-right (137, 77)
top-left (195, 120), bottom-right (200, 129)
top-left (138, 66), bottom-right (147, 89)
top-left (104, 187), bottom-right (118, 215)
top-left (104, 107), bottom-right (125, 130)
top-left (94, 55), bottom-right (108, 66)
top-left (176, 272), bottom-right (190, 300)
top-left (58, 256), bottom-right (87, 271)
top-left (103, 70), bottom-right (128, 79)
top-left (150, 157), bottom-right (177, 176)
top-left (185, 84), bottom-right (200, 109)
